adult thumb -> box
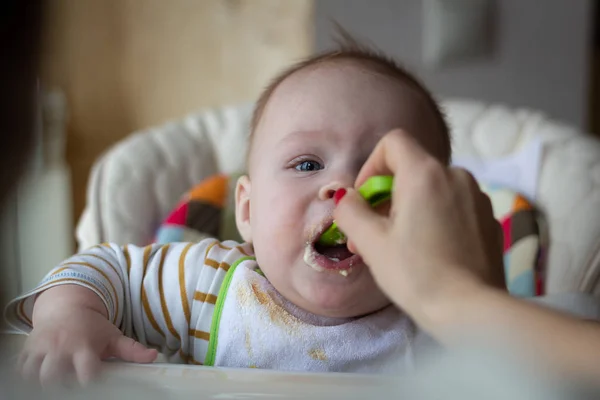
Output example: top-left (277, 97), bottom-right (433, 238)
top-left (333, 188), bottom-right (388, 258)
top-left (107, 335), bottom-right (158, 364)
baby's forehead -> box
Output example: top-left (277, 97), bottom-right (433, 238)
top-left (270, 59), bottom-right (417, 102)
top-left (247, 58), bottom-right (449, 169)
top-left (256, 60), bottom-right (438, 136)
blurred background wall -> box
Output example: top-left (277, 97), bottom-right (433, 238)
top-left (592, 1), bottom-right (599, 134)
top-left (40, 0), bottom-right (313, 222)
top-left (316, 0), bottom-right (594, 130)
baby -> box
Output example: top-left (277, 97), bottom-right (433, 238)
top-left (5, 37), bottom-right (451, 381)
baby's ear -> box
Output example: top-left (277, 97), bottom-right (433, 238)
top-left (234, 175), bottom-right (253, 243)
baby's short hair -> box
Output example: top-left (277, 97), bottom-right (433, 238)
top-left (248, 29), bottom-right (451, 165)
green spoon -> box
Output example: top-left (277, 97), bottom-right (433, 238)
top-left (318, 175), bottom-right (394, 246)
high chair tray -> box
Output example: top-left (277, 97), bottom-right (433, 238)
top-left (102, 361), bottom-right (392, 399)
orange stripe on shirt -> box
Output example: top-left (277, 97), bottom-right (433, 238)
top-left (22, 277), bottom-right (110, 320)
top-left (205, 259), bottom-right (230, 272)
top-left (218, 262), bottom-right (231, 272)
top-left (193, 291), bottom-right (217, 304)
top-left (204, 240), bottom-right (218, 259)
top-left (217, 242), bottom-right (232, 251)
top-left (62, 261), bottom-right (120, 325)
top-left (189, 329), bottom-right (210, 341)
top-left (123, 245), bottom-right (132, 277)
top-left (236, 246), bottom-right (250, 257)
top-left (157, 244), bottom-right (180, 340)
top-left (179, 243), bottom-right (194, 325)
top-left (141, 245), bottom-right (166, 338)
top-left (83, 253), bottom-right (121, 279)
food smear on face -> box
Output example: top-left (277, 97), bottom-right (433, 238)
top-left (305, 219), bottom-right (358, 275)
top-left (304, 243), bottom-right (355, 277)
top-left (304, 244), bottom-right (324, 272)
top-left (338, 268), bottom-right (352, 277)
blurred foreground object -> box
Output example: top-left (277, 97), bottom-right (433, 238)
top-left (0, 1), bottom-right (43, 201)
top-left (2, 340), bottom-right (599, 400)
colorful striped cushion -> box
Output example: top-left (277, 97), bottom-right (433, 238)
top-left (155, 176), bottom-right (546, 297)
top-left (480, 184), bottom-right (545, 297)
top-left (154, 173), bottom-right (242, 244)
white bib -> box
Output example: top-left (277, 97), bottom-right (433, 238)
top-left (206, 259), bottom-right (416, 374)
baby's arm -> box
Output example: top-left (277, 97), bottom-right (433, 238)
top-left (5, 239), bottom-right (242, 384)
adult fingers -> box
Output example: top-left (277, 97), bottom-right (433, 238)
top-left (494, 220), bottom-right (505, 257)
top-left (492, 220), bottom-right (507, 290)
top-left (449, 166), bottom-right (481, 194)
top-left (355, 129), bottom-right (437, 189)
top-left (333, 188), bottom-right (388, 260)
top-left (476, 190), bottom-right (506, 290)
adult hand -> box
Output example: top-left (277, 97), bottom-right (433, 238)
top-left (334, 129), bottom-right (505, 333)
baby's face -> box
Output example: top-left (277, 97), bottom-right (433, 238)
top-left (236, 61), bottom-right (442, 318)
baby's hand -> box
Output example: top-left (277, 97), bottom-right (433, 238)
top-left (17, 286), bottom-right (157, 386)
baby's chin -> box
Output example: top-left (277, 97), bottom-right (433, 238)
top-left (257, 251), bottom-right (390, 318)
top-left (297, 294), bottom-right (391, 319)
top-left (290, 271), bottom-right (391, 319)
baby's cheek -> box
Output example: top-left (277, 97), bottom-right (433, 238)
top-left (253, 204), bottom-right (299, 248)
top-left (252, 182), bottom-right (313, 247)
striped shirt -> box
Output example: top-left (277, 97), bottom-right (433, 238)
top-left (4, 238), bottom-right (253, 365)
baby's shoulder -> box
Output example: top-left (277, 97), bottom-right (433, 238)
top-left (200, 238), bottom-right (254, 265)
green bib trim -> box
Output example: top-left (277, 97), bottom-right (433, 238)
top-left (204, 256), bottom-right (256, 366)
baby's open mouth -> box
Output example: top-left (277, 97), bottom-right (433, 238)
top-left (313, 242), bottom-right (353, 262)
top-left (303, 221), bottom-right (361, 276)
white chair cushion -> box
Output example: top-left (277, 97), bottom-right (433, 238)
top-left (76, 103), bottom-right (253, 248)
top-left (443, 100), bottom-right (600, 294)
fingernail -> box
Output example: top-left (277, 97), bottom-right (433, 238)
top-left (333, 188), bottom-right (347, 205)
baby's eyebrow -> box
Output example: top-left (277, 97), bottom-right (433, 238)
top-left (276, 130), bottom-right (325, 146)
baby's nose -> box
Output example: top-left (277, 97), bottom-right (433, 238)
top-left (318, 182), bottom-right (344, 201)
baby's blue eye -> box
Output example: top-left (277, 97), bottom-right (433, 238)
top-left (295, 160), bottom-right (323, 172)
